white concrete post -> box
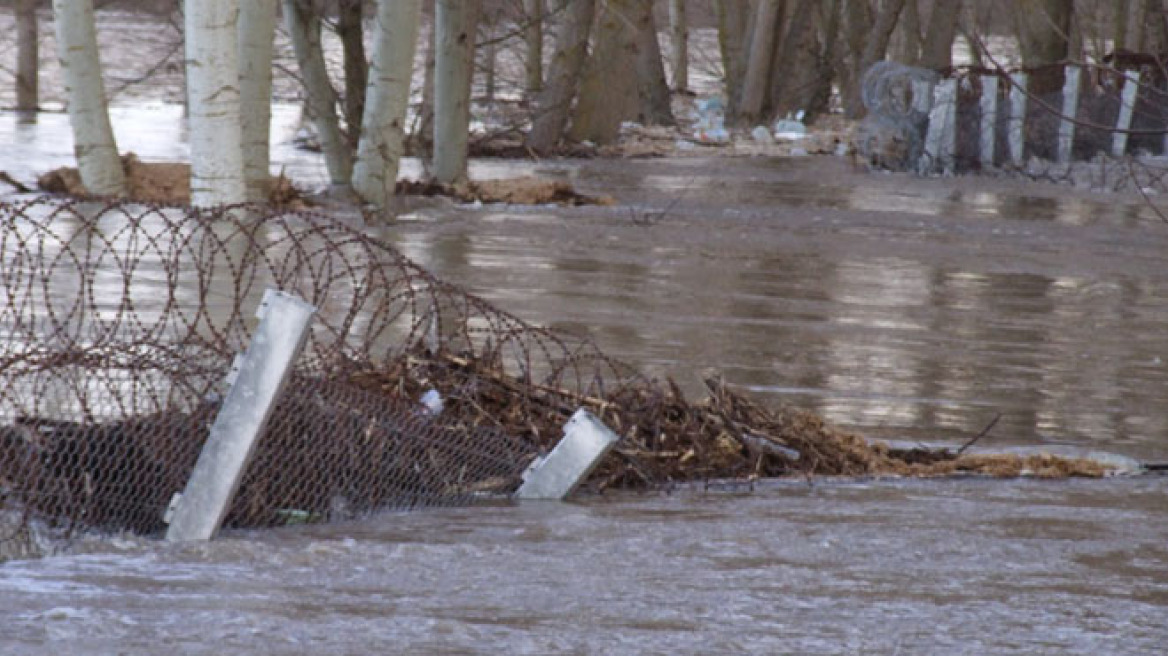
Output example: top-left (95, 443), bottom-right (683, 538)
top-left (1112, 70), bottom-right (1140, 157)
top-left (979, 75), bottom-right (998, 167)
top-left (166, 290), bottom-right (317, 541)
top-left (1057, 65), bottom-right (1081, 163)
top-left (921, 79), bottom-right (958, 174)
top-left (1008, 73), bottom-right (1028, 166)
top-left (515, 409), bottom-right (620, 500)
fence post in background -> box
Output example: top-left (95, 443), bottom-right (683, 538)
top-left (515, 409), bottom-right (620, 500)
top-left (1112, 69), bottom-right (1140, 157)
top-left (165, 289), bottom-right (317, 542)
top-left (1008, 72), bottom-right (1028, 166)
top-left (921, 78), bottom-right (957, 174)
top-left (979, 75), bottom-right (998, 168)
top-left (1057, 65), bottom-right (1081, 163)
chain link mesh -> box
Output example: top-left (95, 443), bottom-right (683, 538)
top-left (0, 198), bottom-right (637, 557)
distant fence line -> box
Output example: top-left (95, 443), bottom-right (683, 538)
top-left (859, 56), bottom-right (1168, 176)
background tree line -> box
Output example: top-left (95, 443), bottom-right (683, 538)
top-left (5, 0), bottom-right (1166, 211)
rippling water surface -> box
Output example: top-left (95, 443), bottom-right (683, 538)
top-left (3, 105), bottom-right (1168, 654)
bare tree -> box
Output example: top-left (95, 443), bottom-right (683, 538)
top-left (186, 0), bottom-right (245, 206)
top-left (523, 0), bottom-right (543, 94)
top-left (337, 0), bottom-right (367, 145)
top-left (525, 0), bottom-right (595, 153)
top-left (668, 0), bottom-right (688, 93)
top-left (920, 0), bottom-right (962, 70)
top-left (283, 0), bottom-right (353, 190)
top-left (738, 0), bottom-right (782, 123)
top-left (16, 0), bottom-right (39, 114)
top-left (1015, 0), bottom-right (1074, 66)
top-left (53, 0), bottom-right (125, 196)
top-left (238, 0), bottom-right (278, 202)
top-left (433, 0), bottom-right (480, 185)
top-left (352, 0), bottom-right (423, 209)
top-left (715, 0), bottom-right (750, 118)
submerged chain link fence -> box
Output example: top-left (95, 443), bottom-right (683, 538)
top-left (0, 198), bottom-right (639, 558)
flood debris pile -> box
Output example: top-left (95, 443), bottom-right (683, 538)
top-left (353, 351), bottom-right (1113, 491)
top-left (0, 198), bottom-right (1118, 554)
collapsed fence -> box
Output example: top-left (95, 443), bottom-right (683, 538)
top-left (0, 198), bottom-right (1116, 559)
top-left (859, 55), bottom-right (1168, 184)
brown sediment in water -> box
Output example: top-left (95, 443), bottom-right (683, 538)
top-left (395, 177), bottom-right (616, 206)
top-left (36, 153), bottom-right (307, 207)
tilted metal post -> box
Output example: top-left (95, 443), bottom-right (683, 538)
top-left (1112, 70), bottom-right (1140, 157)
top-left (516, 409), bottom-right (620, 500)
top-left (979, 75), bottom-right (998, 168)
top-left (166, 289), bottom-right (317, 541)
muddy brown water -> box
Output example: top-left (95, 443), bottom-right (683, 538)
top-left (3, 106), bottom-right (1168, 654)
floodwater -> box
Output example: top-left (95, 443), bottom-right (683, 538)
top-left (4, 101), bottom-right (1168, 654)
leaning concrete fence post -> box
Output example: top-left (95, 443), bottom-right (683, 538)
top-left (1008, 72), bottom-right (1028, 166)
top-left (921, 78), bottom-right (957, 174)
top-left (1112, 70), bottom-right (1140, 157)
top-left (166, 290), bottom-right (317, 541)
top-left (979, 75), bottom-right (998, 167)
top-left (1057, 65), bottom-right (1081, 163)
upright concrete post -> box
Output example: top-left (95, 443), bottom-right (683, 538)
top-left (1112, 70), bottom-right (1140, 157)
top-left (921, 79), bottom-right (958, 174)
top-left (1057, 65), bottom-right (1081, 163)
top-left (515, 409), bottom-right (620, 500)
top-left (979, 75), bottom-right (998, 167)
top-left (166, 290), bottom-right (317, 541)
top-left (1008, 73), bottom-right (1028, 166)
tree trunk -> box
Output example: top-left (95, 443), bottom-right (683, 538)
top-left (633, 0), bottom-right (674, 125)
top-left (16, 0), bottom-right (39, 114)
top-left (53, 0), bottom-right (124, 196)
top-left (525, 0), bottom-right (595, 153)
top-left (482, 9), bottom-right (498, 102)
top-left (283, 0), bottom-right (353, 189)
top-left (738, 0), bottom-right (783, 123)
top-left (716, 0), bottom-right (750, 119)
top-left (1113, 0), bottom-right (1130, 50)
top-left (845, 0), bottom-right (906, 117)
top-left (1016, 0), bottom-right (1073, 66)
top-left (337, 0), bottom-right (368, 147)
top-left (238, 0), bottom-right (277, 202)
top-left (433, 0), bottom-right (480, 185)
top-left (895, 0), bottom-right (921, 65)
top-left (416, 6), bottom-right (437, 166)
top-left (669, 0), bottom-right (688, 93)
top-left (767, 0), bottom-right (817, 119)
top-left (920, 0), bottom-right (962, 70)
top-left (523, 0), bottom-right (543, 94)
top-left (185, 0), bottom-right (245, 206)
top-left (570, 0), bottom-right (641, 143)
top-left (805, 0), bottom-right (842, 119)
top-left (352, 0), bottom-right (422, 209)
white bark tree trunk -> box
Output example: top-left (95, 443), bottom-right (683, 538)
top-left (185, 0), bottom-right (245, 206)
top-left (52, 0), bottom-right (124, 196)
top-left (16, 0), bottom-right (38, 113)
top-left (433, 0), bottom-right (480, 185)
top-left (283, 0), bottom-right (353, 190)
top-left (669, 0), bottom-right (688, 93)
top-left (738, 0), bottom-right (781, 123)
top-left (352, 0), bottom-right (423, 209)
top-left (238, 0), bottom-right (277, 202)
